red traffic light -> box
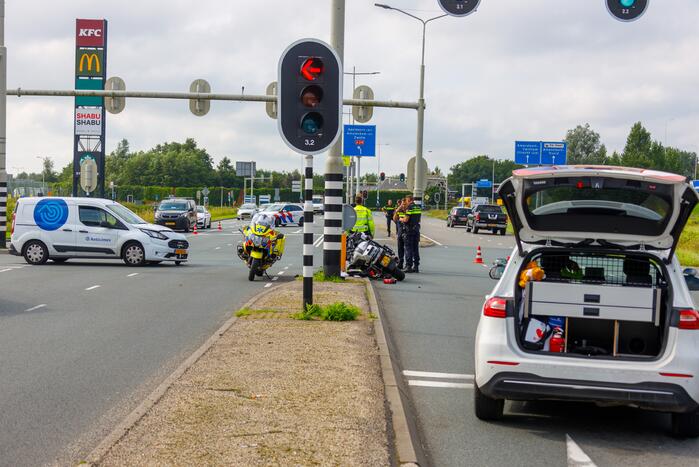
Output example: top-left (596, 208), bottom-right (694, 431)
top-left (300, 57), bottom-right (324, 81)
top-left (380, 172), bottom-right (385, 181)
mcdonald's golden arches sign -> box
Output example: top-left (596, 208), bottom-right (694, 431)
top-left (75, 48), bottom-right (104, 78)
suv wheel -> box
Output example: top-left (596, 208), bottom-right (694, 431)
top-left (298, 217), bottom-right (304, 227)
top-left (474, 384), bottom-right (504, 421)
top-left (23, 240), bottom-right (49, 265)
top-left (122, 242), bottom-right (146, 267)
top-left (672, 409), bottom-right (699, 437)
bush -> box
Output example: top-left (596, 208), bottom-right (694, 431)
top-left (293, 302), bottom-right (360, 321)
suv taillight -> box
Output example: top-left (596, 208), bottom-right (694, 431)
top-left (678, 309), bottom-right (699, 330)
top-left (10, 212), bottom-right (15, 236)
top-left (483, 297), bottom-right (507, 318)
top-left (475, 213), bottom-right (481, 221)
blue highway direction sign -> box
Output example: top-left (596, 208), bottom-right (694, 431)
top-left (515, 141), bottom-right (542, 165)
top-left (343, 124), bottom-right (376, 157)
top-left (541, 142), bottom-right (567, 165)
top-left (515, 141), bottom-right (567, 166)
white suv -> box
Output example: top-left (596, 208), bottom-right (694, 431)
top-left (474, 166), bottom-right (699, 436)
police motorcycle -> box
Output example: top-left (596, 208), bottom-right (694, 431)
top-left (346, 232), bottom-right (405, 281)
top-left (237, 213), bottom-right (286, 281)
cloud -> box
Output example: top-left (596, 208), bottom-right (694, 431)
top-left (5, 0), bottom-right (698, 177)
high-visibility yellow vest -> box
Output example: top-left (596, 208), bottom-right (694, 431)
top-left (351, 204), bottom-right (375, 236)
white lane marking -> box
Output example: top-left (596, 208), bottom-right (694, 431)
top-left (227, 243), bottom-right (233, 247)
top-left (85, 285), bottom-right (101, 291)
top-left (215, 247), bottom-right (221, 250)
top-left (566, 434), bottom-right (597, 467)
top-left (498, 243), bottom-right (503, 246)
top-left (313, 235), bottom-right (325, 247)
top-left (24, 304), bottom-right (47, 312)
top-left (408, 380), bottom-right (473, 389)
top-left (264, 283), bottom-right (272, 288)
top-left (127, 273), bottom-right (139, 277)
top-left (294, 229), bottom-right (302, 233)
top-left (420, 233), bottom-right (443, 246)
top-left (403, 370), bottom-right (474, 380)
top-left (284, 266), bottom-right (289, 270)
top-left (277, 271), bottom-right (285, 275)
top-left (272, 277), bottom-right (279, 281)
top-left (0, 268), bottom-right (12, 273)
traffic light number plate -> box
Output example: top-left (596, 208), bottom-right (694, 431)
top-left (304, 139), bottom-right (316, 147)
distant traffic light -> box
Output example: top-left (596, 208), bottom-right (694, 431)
top-left (438, 0), bottom-right (481, 17)
top-left (399, 173), bottom-right (405, 183)
top-left (606, 0), bottom-right (649, 22)
top-left (278, 39), bottom-right (343, 155)
top-left (380, 172), bottom-right (386, 182)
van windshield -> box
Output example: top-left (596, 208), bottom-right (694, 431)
top-left (159, 202), bottom-right (188, 211)
top-left (522, 177), bottom-right (673, 236)
top-left (107, 204), bottom-right (147, 225)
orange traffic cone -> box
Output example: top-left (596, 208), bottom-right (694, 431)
top-left (217, 221), bottom-right (222, 231)
top-left (474, 246), bottom-right (484, 264)
top-left (193, 223), bottom-right (198, 235)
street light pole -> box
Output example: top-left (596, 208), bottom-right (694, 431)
top-left (375, 3), bottom-right (446, 205)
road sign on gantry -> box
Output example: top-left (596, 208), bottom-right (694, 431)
top-left (515, 141), bottom-right (542, 165)
top-left (606, 0), bottom-right (649, 22)
top-left (278, 39), bottom-right (343, 155)
top-left (343, 125), bottom-right (376, 157)
top-left (540, 142), bottom-right (567, 165)
top-left (438, 0), bottom-right (481, 17)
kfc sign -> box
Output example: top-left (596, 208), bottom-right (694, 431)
top-left (76, 19), bottom-right (106, 47)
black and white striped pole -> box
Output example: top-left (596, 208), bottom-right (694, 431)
top-left (303, 155), bottom-right (314, 307)
top-left (278, 38), bottom-right (343, 308)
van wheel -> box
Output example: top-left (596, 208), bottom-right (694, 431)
top-left (671, 409), bottom-right (699, 437)
top-left (23, 241), bottom-right (49, 265)
top-left (122, 242), bottom-right (146, 267)
top-left (474, 384), bottom-right (504, 421)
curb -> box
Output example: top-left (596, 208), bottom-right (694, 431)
top-left (364, 278), bottom-right (419, 466)
top-left (85, 282), bottom-right (287, 465)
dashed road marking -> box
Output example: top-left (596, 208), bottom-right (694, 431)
top-left (403, 370), bottom-right (473, 380)
top-left (284, 266), bottom-right (289, 270)
top-left (566, 434), bottom-right (597, 467)
top-left (277, 271), bottom-right (285, 275)
top-left (85, 285), bottom-right (101, 291)
top-left (227, 244), bottom-right (233, 246)
top-left (127, 273), bottom-right (139, 277)
top-left (313, 235), bottom-right (324, 247)
top-left (420, 233), bottom-right (443, 246)
top-left (408, 380), bottom-right (473, 389)
top-left (294, 229), bottom-right (302, 233)
top-left (215, 247), bottom-right (221, 250)
top-left (24, 304), bottom-right (47, 312)
top-left (0, 268), bottom-right (12, 273)
top-left (264, 283), bottom-right (272, 288)
top-left (272, 277), bottom-right (279, 281)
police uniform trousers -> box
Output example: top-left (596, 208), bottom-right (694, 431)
top-left (405, 226), bottom-right (420, 268)
top-left (396, 222), bottom-right (405, 268)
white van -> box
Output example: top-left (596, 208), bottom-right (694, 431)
top-left (9, 197), bottom-right (189, 266)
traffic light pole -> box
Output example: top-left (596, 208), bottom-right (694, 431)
top-left (323, 0), bottom-right (346, 278)
top-left (303, 154), bottom-right (314, 307)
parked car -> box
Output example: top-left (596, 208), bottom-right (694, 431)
top-left (262, 203), bottom-right (305, 227)
top-left (474, 166), bottom-right (699, 436)
top-left (10, 197), bottom-right (189, 266)
top-left (196, 205), bottom-right (212, 229)
top-left (467, 204), bottom-right (508, 235)
top-left (237, 203), bottom-right (258, 220)
top-left (154, 198), bottom-right (197, 232)
top-left (447, 207), bottom-right (472, 228)
top-left (312, 195), bottom-right (324, 215)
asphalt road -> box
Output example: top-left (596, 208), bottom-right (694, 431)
top-left (374, 212), bottom-right (699, 467)
top-left (0, 217), bottom-right (326, 466)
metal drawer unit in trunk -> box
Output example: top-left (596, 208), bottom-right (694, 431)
top-left (524, 282), bottom-right (661, 326)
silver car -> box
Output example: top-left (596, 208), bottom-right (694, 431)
top-left (237, 203), bottom-right (258, 220)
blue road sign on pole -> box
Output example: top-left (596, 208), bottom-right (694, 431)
top-left (515, 141), bottom-right (542, 165)
top-left (475, 179), bottom-right (492, 188)
top-left (515, 141), bottom-right (567, 165)
top-left (541, 142), bottom-right (567, 165)
top-left (692, 180), bottom-right (699, 191)
top-left (343, 125), bottom-right (376, 157)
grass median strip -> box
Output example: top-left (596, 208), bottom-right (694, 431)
top-left (98, 280), bottom-right (389, 466)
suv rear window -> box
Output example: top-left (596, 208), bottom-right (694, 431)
top-left (522, 178), bottom-right (673, 236)
top-left (454, 208), bottom-right (470, 215)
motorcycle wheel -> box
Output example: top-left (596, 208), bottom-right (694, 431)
top-left (249, 258), bottom-right (261, 281)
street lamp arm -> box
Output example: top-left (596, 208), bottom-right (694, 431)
top-left (425, 14), bottom-right (448, 25)
top-left (374, 3), bottom-right (426, 25)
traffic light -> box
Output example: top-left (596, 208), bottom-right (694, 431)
top-left (380, 172), bottom-right (385, 182)
top-left (278, 39), bottom-right (343, 155)
top-left (438, 0), bottom-right (481, 17)
top-left (399, 173), bottom-right (405, 183)
top-left (606, 0), bottom-right (649, 22)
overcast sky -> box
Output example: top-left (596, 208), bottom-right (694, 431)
top-left (5, 0), bottom-right (698, 177)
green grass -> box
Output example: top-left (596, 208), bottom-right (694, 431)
top-left (312, 270), bottom-right (345, 282)
top-left (292, 302), bottom-right (361, 321)
top-left (425, 209), bottom-right (449, 221)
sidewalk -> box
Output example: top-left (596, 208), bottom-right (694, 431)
top-left (91, 280), bottom-right (391, 466)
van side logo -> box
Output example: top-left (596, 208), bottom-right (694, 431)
top-left (34, 199), bottom-right (69, 231)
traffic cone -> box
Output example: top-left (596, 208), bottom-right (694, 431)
top-left (474, 246), bottom-right (484, 264)
top-left (217, 221), bottom-right (222, 231)
top-left (193, 223), bottom-right (198, 235)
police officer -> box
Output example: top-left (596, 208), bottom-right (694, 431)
top-left (381, 199), bottom-right (396, 237)
top-left (401, 195), bottom-right (422, 273)
top-left (393, 198), bottom-right (407, 269)
top-left (351, 195), bottom-right (375, 238)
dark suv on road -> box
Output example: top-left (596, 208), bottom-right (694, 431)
top-left (447, 207), bottom-right (472, 228)
top-left (154, 198), bottom-right (197, 232)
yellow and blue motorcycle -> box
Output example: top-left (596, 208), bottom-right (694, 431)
top-left (237, 213), bottom-right (285, 281)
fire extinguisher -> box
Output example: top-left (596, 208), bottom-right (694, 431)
top-left (549, 329), bottom-right (565, 353)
